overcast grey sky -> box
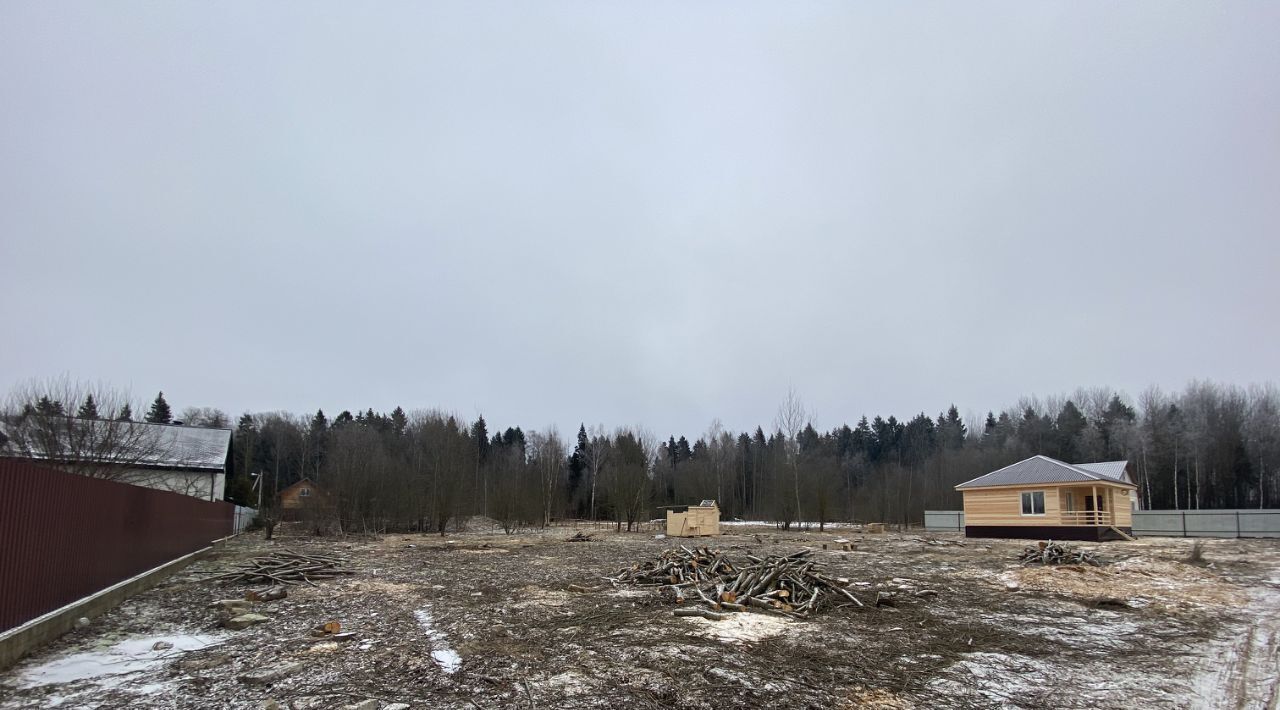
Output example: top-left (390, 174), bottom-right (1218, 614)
top-left (1, 2), bottom-right (1277, 437)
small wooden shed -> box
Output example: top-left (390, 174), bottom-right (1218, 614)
top-left (665, 500), bottom-right (721, 537)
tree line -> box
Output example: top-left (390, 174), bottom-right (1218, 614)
top-left (3, 379), bottom-right (1278, 531)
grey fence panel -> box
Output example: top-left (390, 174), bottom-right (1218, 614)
top-left (1185, 512), bottom-right (1238, 537)
top-left (1130, 512), bottom-right (1185, 536)
top-left (924, 511), bottom-right (964, 532)
top-left (1237, 511), bottom-right (1280, 537)
top-left (232, 506), bottom-right (257, 534)
top-left (1131, 509), bottom-right (1280, 538)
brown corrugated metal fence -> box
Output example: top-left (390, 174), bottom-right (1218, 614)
top-left (0, 459), bottom-right (232, 633)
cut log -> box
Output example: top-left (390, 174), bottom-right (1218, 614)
top-left (674, 608), bottom-right (730, 621)
top-left (246, 587), bottom-right (287, 602)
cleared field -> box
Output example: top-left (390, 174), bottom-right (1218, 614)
top-left (2, 525), bottom-right (1277, 709)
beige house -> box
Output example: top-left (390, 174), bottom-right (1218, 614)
top-left (956, 456), bottom-right (1136, 541)
top-left (665, 500), bottom-right (721, 537)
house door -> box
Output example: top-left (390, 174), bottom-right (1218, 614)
top-left (1084, 496), bottom-right (1106, 512)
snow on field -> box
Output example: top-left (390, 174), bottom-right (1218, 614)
top-left (721, 520), bottom-right (860, 529)
top-left (17, 633), bottom-right (224, 690)
top-left (414, 608), bottom-right (461, 674)
top-left (1184, 584), bottom-right (1280, 709)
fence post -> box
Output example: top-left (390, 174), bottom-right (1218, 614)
top-left (1236, 510), bottom-right (1241, 539)
top-left (1182, 511), bottom-right (1187, 538)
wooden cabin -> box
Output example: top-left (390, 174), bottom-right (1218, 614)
top-left (279, 477), bottom-right (325, 521)
top-left (956, 456), bottom-right (1136, 541)
top-left (666, 500), bottom-right (721, 537)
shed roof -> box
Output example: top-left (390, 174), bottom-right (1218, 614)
top-left (955, 456), bottom-right (1134, 490)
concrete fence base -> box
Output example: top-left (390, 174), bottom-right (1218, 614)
top-left (0, 536), bottom-right (230, 671)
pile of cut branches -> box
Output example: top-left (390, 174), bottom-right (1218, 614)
top-left (206, 550), bottom-right (354, 586)
top-left (607, 546), bottom-right (864, 619)
top-left (566, 531), bottom-right (596, 542)
top-left (1018, 541), bottom-right (1103, 567)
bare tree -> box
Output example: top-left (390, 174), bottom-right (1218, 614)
top-left (774, 387), bottom-right (809, 524)
top-left (1, 377), bottom-right (177, 481)
top-left (603, 427), bottom-right (653, 532)
top-left (1246, 384), bottom-right (1280, 508)
top-left (527, 428), bottom-right (565, 527)
top-left (179, 406), bottom-right (231, 429)
top-left (579, 424), bottom-right (610, 520)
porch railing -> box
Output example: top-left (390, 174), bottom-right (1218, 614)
top-left (1059, 511), bottom-right (1114, 526)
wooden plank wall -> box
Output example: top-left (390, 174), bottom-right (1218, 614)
top-left (962, 486), bottom-right (1060, 526)
top-left (963, 485), bottom-right (1134, 527)
top-left (665, 507), bottom-right (720, 536)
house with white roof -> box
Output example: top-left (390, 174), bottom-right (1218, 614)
top-left (0, 418), bottom-right (231, 502)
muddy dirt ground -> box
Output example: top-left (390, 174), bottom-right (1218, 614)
top-left (2, 523), bottom-right (1278, 709)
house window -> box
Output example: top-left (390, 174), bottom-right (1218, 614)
top-left (1020, 491), bottom-right (1045, 516)
top-left (299, 488), bottom-right (311, 497)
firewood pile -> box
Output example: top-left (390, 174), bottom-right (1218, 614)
top-left (566, 531), bottom-right (596, 542)
top-left (607, 546), bottom-right (865, 619)
top-left (205, 550), bottom-right (354, 586)
top-left (1018, 541), bottom-right (1103, 567)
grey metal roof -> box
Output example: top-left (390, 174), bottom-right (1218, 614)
top-left (0, 419), bottom-right (230, 471)
top-left (147, 423), bottom-right (232, 470)
top-left (955, 456), bottom-right (1135, 489)
top-left (1074, 461), bottom-right (1131, 483)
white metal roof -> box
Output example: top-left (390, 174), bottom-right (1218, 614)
top-left (0, 419), bottom-right (230, 471)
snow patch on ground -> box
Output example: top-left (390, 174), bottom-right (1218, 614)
top-left (16, 633), bottom-right (224, 690)
top-left (1185, 584), bottom-right (1280, 708)
top-left (929, 652), bottom-right (1044, 705)
top-left (721, 520), bottom-right (860, 529)
top-left (415, 608), bottom-right (461, 674)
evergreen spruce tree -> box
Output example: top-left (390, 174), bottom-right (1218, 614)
top-left (1056, 401), bottom-right (1089, 460)
top-left (675, 436), bottom-right (692, 464)
top-left (308, 410), bottom-right (329, 476)
top-left (116, 403), bottom-right (134, 421)
top-left (390, 406), bottom-right (408, 436)
top-left (567, 424), bottom-right (587, 512)
top-left (938, 404), bottom-right (966, 449)
top-left (36, 396), bottom-right (64, 416)
top-left (471, 416), bottom-right (491, 464)
top-left (145, 392), bottom-right (172, 424)
top-left (77, 394), bottom-right (100, 419)
top-left (310, 409), bottom-right (329, 434)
